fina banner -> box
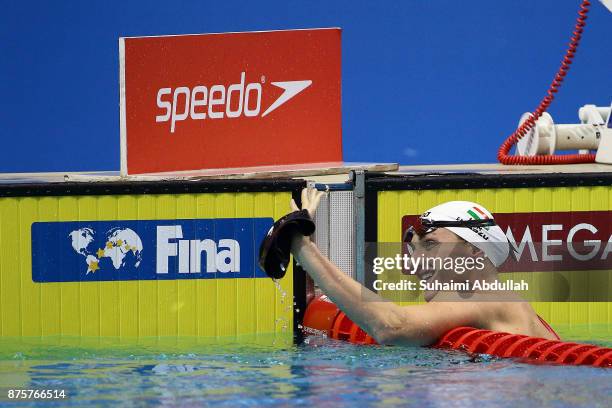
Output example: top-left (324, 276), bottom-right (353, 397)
top-left (119, 28), bottom-right (342, 175)
top-left (31, 218), bottom-right (273, 282)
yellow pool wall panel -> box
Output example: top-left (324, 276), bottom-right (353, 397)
top-left (0, 191), bottom-right (294, 338)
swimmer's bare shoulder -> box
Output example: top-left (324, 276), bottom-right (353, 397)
top-left (456, 291), bottom-right (557, 340)
top-left (377, 295), bottom-right (556, 346)
top-left (412, 293), bottom-right (557, 342)
top-left (482, 300), bottom-right (558, 340)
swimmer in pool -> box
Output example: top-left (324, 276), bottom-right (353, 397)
top-left (289, 187), bottom-right (559, 346)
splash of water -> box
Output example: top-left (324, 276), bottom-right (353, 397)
top-left (272, 278), bottom-right (292, 346)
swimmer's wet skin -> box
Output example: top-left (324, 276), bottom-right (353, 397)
top-left (263, 187), bottom-right (559, 347)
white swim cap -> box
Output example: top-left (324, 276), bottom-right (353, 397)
top-left (421, 201), bottom-right (510, 267)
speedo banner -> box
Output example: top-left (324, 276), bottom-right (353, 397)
top-left (120, 28), bottom-right (342, 175)
top-left (32, 218), bottom-right (273, 282)
top-left (402, 211), bottom-right (612, 272)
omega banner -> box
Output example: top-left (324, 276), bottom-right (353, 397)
top-left (402, 211), bottom-right (612, 272)
top-left (119, 28), bottom-right (342, 175)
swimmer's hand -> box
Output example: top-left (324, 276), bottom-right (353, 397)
top-left (291, 187), bottom-right (324, 219)
top-left (290, 187), bottom-right (324, 253)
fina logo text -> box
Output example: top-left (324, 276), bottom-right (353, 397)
top-left (156, 226), bottom-right (240, 274)
top-left (155, 72), bottom-right (312, 132)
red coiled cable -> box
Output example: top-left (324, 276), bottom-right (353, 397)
top-left (497, 0), bottom-right (596, 165)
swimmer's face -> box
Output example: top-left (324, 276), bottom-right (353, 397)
top-left (410, 228), bottom-right (477, 301)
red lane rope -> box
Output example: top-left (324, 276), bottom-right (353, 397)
top-left (497, 0), bottom-right (595, 165)
top-left (303, 296), bottom-right (612, 367)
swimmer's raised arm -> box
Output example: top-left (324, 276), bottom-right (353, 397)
top-left (291, 234), bottom-right (484, 346)
top-left (291, 187), bottom-right (482, 346)
top-left (290, 188), bottom-right (559, 343)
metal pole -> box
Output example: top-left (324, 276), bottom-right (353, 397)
top-left (352, 170), bottom-right (366, 285)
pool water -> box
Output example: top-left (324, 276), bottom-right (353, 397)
top-left (0, 330), bottom-right (610, 407)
